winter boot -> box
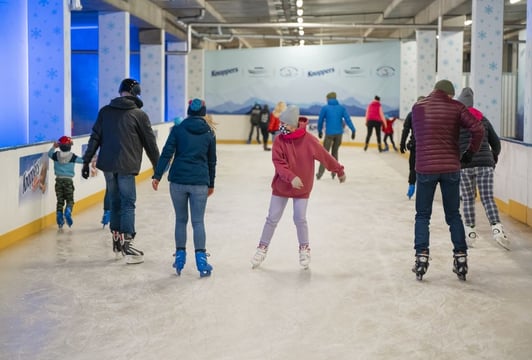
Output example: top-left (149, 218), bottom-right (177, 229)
top-left (121, 233), bottom-right (144, 264)
top-left (464, 225), bottom-right (479, 248)
top-left (251, 246), bottom-right (268, 269)
top-left (101, 210), bottom-right (110, 228)
top-left (412, 252), bottom-right (430, 280)
top-left (195, 250), bottom-right (213, 277)
top-left (453, 253), bottom-right (468, 281)
top-left (299, 245), bottom-right (311, 269)
top-left (111, 231), bottom-right (123, 259)
top-left (173, 248), bottom-right (187, 275)
top-left (407, 184), bottom-right (415, 199)
top-left (64, 207), bottom-right (73, 227)
top-left (56, 210), bottom-right (64, 229)
top-left (491, 223), bottom-right (510, 250)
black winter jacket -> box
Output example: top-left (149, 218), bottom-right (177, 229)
top-left (83, 96), bottom-right (160, 175)
top-left (459, 107), bottom-right (501, 169)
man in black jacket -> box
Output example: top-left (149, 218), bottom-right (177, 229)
top-left (82, 78), bottom-right (160, 264)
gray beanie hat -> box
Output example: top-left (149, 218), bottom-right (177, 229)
top-left (434, 79), bottom-right (455, 96)
top-left (457, 87), bottom-right (474, 107)
top-left (279, 105), bottom-right (300, 127)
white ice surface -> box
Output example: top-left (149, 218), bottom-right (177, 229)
top-left (1, 144), bottom-right (532, 360)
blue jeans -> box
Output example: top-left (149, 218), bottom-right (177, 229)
top-left (414, 171), bottom-right (467, 255)
top-left (104, 172), bottom-right (137, 236)
top-left (169, 183), bottom-right (209, 250)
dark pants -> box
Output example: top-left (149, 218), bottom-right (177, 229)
top-left (55, 178), bottom-right (75, 212)
top-left (414, 171), bottom-right (467, 255)
top-left (317, 134), bottom-right (342, 177)
top-left (408, 147), bottom-right (416, 185)
top-left (260, 124), bottom-right (270, 148)
top-left (365, 120), bottom-right (382, 147)
top-left (247, 124), bottom-right (260, 143)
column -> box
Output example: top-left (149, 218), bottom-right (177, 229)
top-left (167, 42), bottom-right (187, 121)
top-left (28, 0), bottom-right (71, 142)
top-left (400, 40), bottom-right (417, 118)
top-left (140, 29), bottom-right (165, 123)
top-left (187, 49), bottom-right (205, 101)
top-left (470, 0), bottom-right (504, 133)
top-left (524, 0), bottom-right (532, 143)
top-left (1, 1), bottom-right (28, 146)
top-left (437, 31), bottom-right (464, 93)
top-left (98, 12), bottom-right (130, 108)
top-left (415, 30), bottom-right (437, 98)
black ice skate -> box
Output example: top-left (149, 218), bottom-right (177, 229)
top-left (453, 253), bottom-right (468, 281)
top-left (412, 253), bottom-right (430, 281)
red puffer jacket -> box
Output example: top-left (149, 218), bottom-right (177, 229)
top-left (412, 90), bottom-right (484, 174)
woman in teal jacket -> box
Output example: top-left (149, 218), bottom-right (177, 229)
top-left (152, 99), bottom-right (217, 277)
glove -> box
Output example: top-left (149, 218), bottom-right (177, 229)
top-left (460, 149), bottom-right (474, 164)
top-left (318, 131), bottom-right (323, 139)
top-left (492, 151), bottom-right (498, 165)
top-left (291, 176), bottom-right (303, 189)
top-left (81, 163), bottom-right (90, 179)
top-left (351, 131), bottom-right (356, 140)
top-left (338, 174), bottom-right (346, 183)
top-left (400, 144), bottom-right (406, 153)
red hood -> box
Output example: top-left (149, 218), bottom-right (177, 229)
top-left (468, 107), bottom-right (483, 121)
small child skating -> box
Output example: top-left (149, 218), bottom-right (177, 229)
top-left (382, 116), bottom-right (398, 152)
top-left (251, 105), bottom-right (346, 270)
top-left (48, 136), bottom-right (83, 230)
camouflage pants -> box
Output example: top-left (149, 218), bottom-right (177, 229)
top-left (55, 178), bottom-right (75, 212)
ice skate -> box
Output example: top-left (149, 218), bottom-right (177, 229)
top-left (251, 246), bottom-right (268, 269)
top-left (412, 252), bottom-right (430, 280)
top-left (121, 234), bottom-right (144, 264)
top-left (56, 210), bottom-right (64, 230)
top-left (464, 225), bottom-right (479, 248)
top-left (101, 210), bottom-right (110, 228)
top-left (111, 231), bottom-right (123, 259)
top-left (299, 245), bottom-right (311, 269)
top-left (173, 249), bottom-right (186, 275)
top-left (452, 253), bottom-right (468, 281)
top-left (407, 184), bottom-right (415, 199)
top-left (491, 223), bottom-right (510, 250)
top-left (64, 206), bottom-right (73, 227)
top-left (195, 250), bottom-right (213, 277)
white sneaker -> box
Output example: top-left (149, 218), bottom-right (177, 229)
top-left (464, 225), bottom-right (479, 248)
top-left (492, 223), bottom-right (510, 250)
top-left (251, 247), bottom-right (268, 268)
top-left (299, 246), bottom-right (311, 269)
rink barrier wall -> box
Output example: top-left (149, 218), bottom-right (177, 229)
top-left (0, 117), bottom-right (530, 251)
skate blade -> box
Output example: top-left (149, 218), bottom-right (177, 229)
top-left (125, 255), bottom-right (144, 264)
top-left (495, 237), bottom-right (511, 251)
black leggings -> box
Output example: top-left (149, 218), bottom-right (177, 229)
top-left (365, 120), bottom-right (382, 145)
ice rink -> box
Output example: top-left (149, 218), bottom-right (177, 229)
top-left (1, 144), bottom-right (531, 360)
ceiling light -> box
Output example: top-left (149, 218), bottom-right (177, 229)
top-left (296, 0), bottom-right (303, 8)
top-left (464, 19), bottom-right (472, 26)
top-left (509, 0), bottom-right (521, 4)
top-left (297, 17), bottom-right (303, 23)
top-left (299, 39), bottom-right (305, 46)
top-left (299, 29), bottom-right (304, 36)
top-left (297, 9), bottom-right (303, 16)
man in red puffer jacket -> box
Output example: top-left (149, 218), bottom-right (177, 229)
top-left (410, 79), bottom-right (484, 281)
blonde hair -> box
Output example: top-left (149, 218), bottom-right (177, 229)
top-left (272, 101), bottom-right (287, 117)
top-left (204, 114), bottom-right (218, 134)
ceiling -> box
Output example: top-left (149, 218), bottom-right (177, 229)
top-left (76, 0), bottom-right (527, 49)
